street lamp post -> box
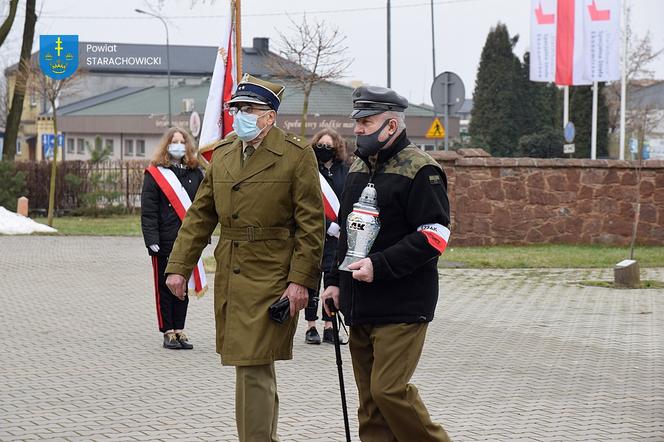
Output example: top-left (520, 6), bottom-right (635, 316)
top-left (135, 8), bottom-right (172, 127)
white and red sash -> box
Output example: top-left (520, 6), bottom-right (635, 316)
top-left (417, 223), bottom-right (451, 255)
top-left (146, 165), bottom-right (208, 298)
top-left (319, 172), bottom-right (340, 222)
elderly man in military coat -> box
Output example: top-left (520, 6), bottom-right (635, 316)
top-left (165, 74), bottom-right (324, 441)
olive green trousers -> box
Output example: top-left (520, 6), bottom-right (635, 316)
top-left (235, 363), bottom-right (280, 442)
top-left (349, 323), bottom-right (451, 442)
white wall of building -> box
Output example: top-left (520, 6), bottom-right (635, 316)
top-left (62, 132), bottom-right (163, 161)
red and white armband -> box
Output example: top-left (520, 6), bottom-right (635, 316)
top-left (417, 223), bottom-right (451, 254)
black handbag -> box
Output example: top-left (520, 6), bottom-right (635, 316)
top-left (268, 297), bottom-right (290, 324)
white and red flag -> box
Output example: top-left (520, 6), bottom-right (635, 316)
top-left (554, 0), bottom-right (592, 85)
top-left (146, 166), bottom-right (208, 298)
top-left (582, 0), bottom-right (621, 81)
top-left (199, 4), bottom-right (235, 162)
top-left (530, 0), bottom-right (558, 82)
top-left (530, 0), bottom-right (620, 85)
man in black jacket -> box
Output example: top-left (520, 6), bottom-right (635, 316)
top-left (323, 86), bottom-right (452, 442)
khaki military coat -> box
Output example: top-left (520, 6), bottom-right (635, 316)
top-left (165, 126), bottom-right (324, 366)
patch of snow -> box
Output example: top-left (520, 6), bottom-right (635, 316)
top-left (0, 206), bottom-right (57, 235)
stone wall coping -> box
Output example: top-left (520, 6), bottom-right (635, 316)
top-left (451, 157), bottom-right (664, 169)
top-left (429, 151), bottom-right (460, 161)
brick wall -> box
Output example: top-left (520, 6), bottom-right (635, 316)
top-left (430, 149), bottom-right (664, 246)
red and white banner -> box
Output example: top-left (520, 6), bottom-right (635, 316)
top-left (530, 0), bottom-right (557, 82)
top-left (199, 4), bottom-right (235, 162)
top-left (146, 166), bottom-right (208, 298)
top-left (319, 172), bottom-right (340, 222)
top-left (555, 0), bottom-right (592, 85)
top-left (582, 0), bottom-right (621, 81)
top-left (417, 223), bottom-right (451, 255)
top-left (530, 0), bottom-right (620, 85)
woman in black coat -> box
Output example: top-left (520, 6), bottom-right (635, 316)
top-left (304, 128), bottom-right (350, 345)
top-left (141, 127), bottom-right (204, 350)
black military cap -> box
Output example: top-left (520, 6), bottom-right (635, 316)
top-left (350, 85), bottom-right (409, 119)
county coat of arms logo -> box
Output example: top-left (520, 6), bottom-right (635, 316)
top-left (39, 35), bottom-right (79, 80)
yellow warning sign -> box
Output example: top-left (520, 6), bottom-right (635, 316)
top-left (425, 118), bottom-right (446, 139)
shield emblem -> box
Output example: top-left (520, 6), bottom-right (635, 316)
top-left (39, 35), bottom-right (79, 80)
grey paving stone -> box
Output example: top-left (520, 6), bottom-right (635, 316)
top-left (1, 236), bottom-right (662, 441)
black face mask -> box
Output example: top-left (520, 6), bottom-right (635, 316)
top-left (314, 147), bottom-right (335, 163)
top-left (355, 119), bottom-right (394, 157)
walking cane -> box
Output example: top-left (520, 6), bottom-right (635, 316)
top-left (326, 299), bottom-right (351, 442)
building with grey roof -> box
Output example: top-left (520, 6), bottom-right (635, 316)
top-left (6, 37), bottom-right (455, 161)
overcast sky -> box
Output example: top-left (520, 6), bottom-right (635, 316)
top-left (2, 0), bottom-right (663, 105)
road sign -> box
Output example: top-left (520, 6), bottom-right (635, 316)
top-left (425, 118), bottom-right (446, 139)
top-left (189, 111), bottom-right (201, 138)
top-left (563, 143), bottom-right (575, 154)
top-left (430, 71), bottom-right (465, 151)
top-left (564, 121), bottom-right (575, 143)
top-left (430, 71), bottom-right (465, 114)
top-left (41, 133), bottom-right (65, 160)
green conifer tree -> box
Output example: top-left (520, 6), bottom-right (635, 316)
top-left (569, 84), bottom-right (609, 158)
top-left (469, 23), bottom-right (524, 156)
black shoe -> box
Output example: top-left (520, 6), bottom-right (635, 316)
top-left (163, 332), bottom-right (182, 350)
top-left (323, 327), bottom-right (348, 345)
top-left (176, 332), bottom-right (193, 350)
top-left (305, 326), bottom-right (321, 345)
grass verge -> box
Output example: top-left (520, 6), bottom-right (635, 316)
top-left (33, 215), bottom-right (142, 236)
top-left (440, 244), bottom-right (664, 268)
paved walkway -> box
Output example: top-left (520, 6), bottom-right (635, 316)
top-left (1, 236), bottom-right (663, 441)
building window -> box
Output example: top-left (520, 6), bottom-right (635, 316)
top-left (105, 139), bottom-right (114, 155)
top-left (124, 139), bottom-right (134, 157)
top-left (16, 140), bottom-right (22, 155)
top-left (67, 138), bottom-right (75, 154)
top-left (30, 90), bottom-right (37, 108)
top-left (136, 139), bottom-right (145, 157)
top-left (76, 138), bottom-right (85, 154)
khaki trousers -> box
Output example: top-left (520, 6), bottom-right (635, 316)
top-left (349, 323), bottom-right (451, 442)
top-left (235, 363), bottom-right (280, 442)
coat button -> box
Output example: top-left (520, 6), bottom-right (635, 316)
top-left (232, 184), bottom-right (240, 191)
top-left (232, 213), bottom-right (238, 219)
top-left (233, 241), bottom-right (239, 247)
top-left (233, 267), bottom-right (241, 274)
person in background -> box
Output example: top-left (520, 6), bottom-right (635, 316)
top-left (140, 127), bottom-right (204, 350)
top-left (304, 128), bottom-right (349, 345)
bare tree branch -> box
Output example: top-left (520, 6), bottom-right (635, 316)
top-left (268, 15), bottom-right (353, 137)
top-left (604, 5), bottom-right (663, 134)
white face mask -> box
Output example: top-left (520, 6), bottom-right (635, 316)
top-left (168, 143), bottom-right (186, 159)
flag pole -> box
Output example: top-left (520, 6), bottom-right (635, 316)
top-left (563, 86), bottom-right (569, 128)
top-left (235, 0), bottom-right (242, 80)
top-left (591, 81), bottom-right (598, 159)
top-left (619, 0), bottom-right (628, 160)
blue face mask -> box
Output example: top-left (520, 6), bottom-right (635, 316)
top-left (167, 143), bottom-right (186, 159)
top-left (232, 110), bottom-right (269, 142)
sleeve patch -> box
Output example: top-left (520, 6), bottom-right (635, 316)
top-left (428, 175), bottom-right (442, 185)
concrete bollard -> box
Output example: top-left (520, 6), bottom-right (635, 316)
top-left (614, 259), bottom-right (640, 288)
top-left (17, 196), bottom-right (29, 217)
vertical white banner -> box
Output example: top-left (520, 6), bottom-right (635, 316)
top-left (199, 2), bottom-right (234, 150)
top-left (530, 0), bottom-right (557, 82)
top-left (582, 0), bottom-right (621, 81)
